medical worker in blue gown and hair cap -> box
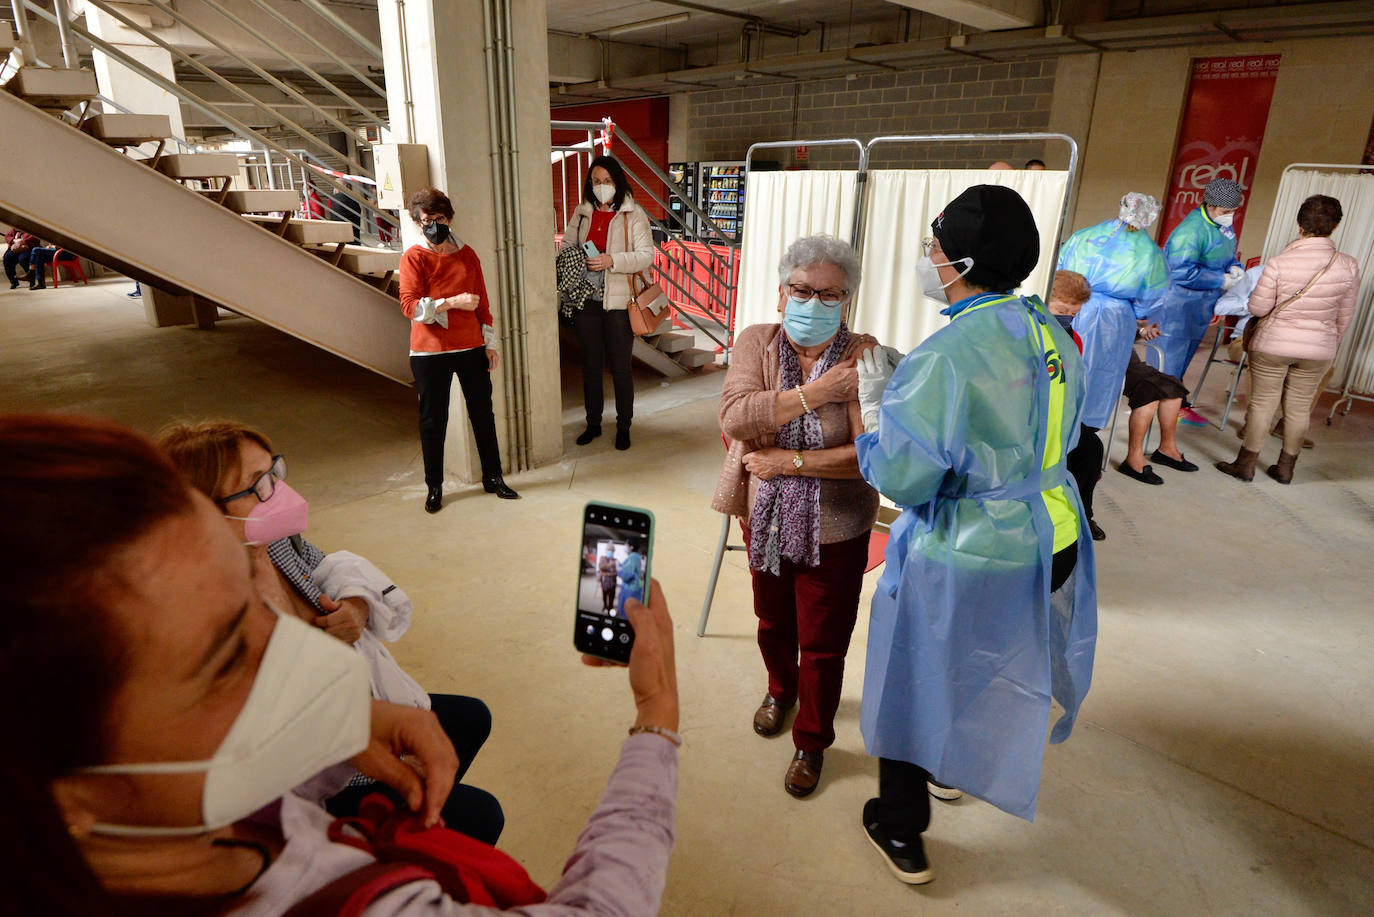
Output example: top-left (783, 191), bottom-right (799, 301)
top-left (1155, 177), bottom-right (1246, 421)
top-left (853, 185), bottom-right (1098, 886)
top-left (1057, 192), bottom-right (1170, 433)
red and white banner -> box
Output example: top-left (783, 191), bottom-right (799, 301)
top-left (1159, 55), bottom-right (1281, 244)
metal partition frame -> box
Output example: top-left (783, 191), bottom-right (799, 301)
top-left (865, 132), bottom-right (1079, 302)
top-left (744, 139), bottom-right (868, 246)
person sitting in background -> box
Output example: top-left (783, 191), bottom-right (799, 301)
top-left (1050, 270), bottom-right (1106, 541)
top-left (1115, 321), bottom-right (1198, 485)
top-left (24, 244), bottom-right (59, 290)
top-left (1216, 194), bottom-right (1359, 485)
top-left (3, 413), bottom-right (682, 916)
top-left (4, 228), bottom-right (36, 289)
top-left (714, 233), bottom-right (879, 800)
top-left (1025, 159), bottom-right (1047, 170)
top-left (156, 420), bottom-right (503, 844)
top-left (988, 161), bottom-right (1014, 170)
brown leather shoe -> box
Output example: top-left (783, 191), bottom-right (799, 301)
top-left (785, 749), bottom-right (824, 798)
top-left (752, 695), bottom-right (793, 737)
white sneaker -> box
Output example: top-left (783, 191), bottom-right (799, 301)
top-left (927, 779), bottom-right (963, 801)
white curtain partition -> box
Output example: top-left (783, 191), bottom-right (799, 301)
top-left (1261, 168), bottom-right (1374, 395)
top-left (735, 170), bottom-right (859, 332)
top-left (851, 169), bottom-right (1070, 353)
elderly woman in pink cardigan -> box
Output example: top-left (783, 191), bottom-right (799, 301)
top-left (1216, 194), bottom-right (1360, 484)
top-left (713, 234), bottom-right (880, 799)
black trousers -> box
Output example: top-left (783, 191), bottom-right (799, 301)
top-left (326, 693), bottom-right (505, 845)
top-left (1065, 425), bottom-right (1103, 520)
top-left (573, 299), bottom-right (635, 430)
top-left (4, 248), bottom-right (30, 285)
top-left (411, 349), bottom-right (503, 486)
top-left (873, 543), bottom-right (1078, 840)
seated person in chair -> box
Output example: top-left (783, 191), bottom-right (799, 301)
top-left (155, 420), bottom-right (504, 845)
top-left (1115, 322), bottom-right (1198, 485)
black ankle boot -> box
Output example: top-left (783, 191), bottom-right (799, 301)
top-left (615, 428), bottom-right (631, 451)
top-left (424, 485), bottom-right (443, 513)
top-left (576, 424), bottom-right (601, 446)
top-left (483, 475), bottom-right (520, 500)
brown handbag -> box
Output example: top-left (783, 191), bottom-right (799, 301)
top-left (1241, 252), bottom-right (1337, 354)
top-left (621, 214), bottom-right (672, 335)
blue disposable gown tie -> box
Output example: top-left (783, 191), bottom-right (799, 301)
top-left (1057, 220), bottom-right (1169, 429)
top-left (855, 294), bottom-right (1098, 822)
top-left (1154, 206), bottom-right (1240, 380)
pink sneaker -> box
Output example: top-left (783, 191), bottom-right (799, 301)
top-left (1179, 406), bottom-right (1208, 426)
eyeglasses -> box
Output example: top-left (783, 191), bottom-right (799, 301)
top-left (921, 237), bottom-right (939, 257)
top-left (217, 454), bottom-right (287, 505)
top-left (787, 282), bottom-right (849, 307)
top-left (418, 216), bottom-right (446, 228)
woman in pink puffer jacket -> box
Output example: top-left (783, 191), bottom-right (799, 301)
top-left (1216, 194), bottom-right (1360, 484)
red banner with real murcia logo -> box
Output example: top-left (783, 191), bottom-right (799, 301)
top-left (1159, 55), bottom-right (1281, 245)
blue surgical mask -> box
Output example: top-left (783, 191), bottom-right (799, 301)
top-left (782, 296), bottom-right (842, 348)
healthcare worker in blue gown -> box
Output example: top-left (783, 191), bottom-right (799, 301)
top-left (853, 185), bottom-right (1098, 886)
top-left (1154, 178), bottom-right (1246, 405)
top-left (1057, 192), bottom-right (1170, 432)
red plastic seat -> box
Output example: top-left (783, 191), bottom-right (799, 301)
top-left (51, 249), bottom-right (88, 287)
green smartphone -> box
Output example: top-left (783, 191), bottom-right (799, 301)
top-left (575, 501), bottom-right (654, 664)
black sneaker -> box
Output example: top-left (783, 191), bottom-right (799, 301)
top-left (927, 779), bottom-right (963, 801)
top-left (862, 799), bottom-right (934, 885)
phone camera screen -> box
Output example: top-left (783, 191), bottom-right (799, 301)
top-left (575, 504), bottom-right (651, 663)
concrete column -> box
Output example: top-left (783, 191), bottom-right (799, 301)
top-left (84, 5), bottom-right (186, 140)
top-left (378, 0), bottom-right (561, 483)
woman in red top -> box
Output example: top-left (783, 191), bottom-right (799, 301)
top-left (558, 157), bottom-right (655, 451)
top-left (400, 187), bottom-right (518, 512)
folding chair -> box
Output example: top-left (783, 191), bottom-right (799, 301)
top-left (1101, 341), bottom-right (1164, 471)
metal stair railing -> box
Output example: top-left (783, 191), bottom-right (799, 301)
top-left (19, 0), bottom-right (399, 241)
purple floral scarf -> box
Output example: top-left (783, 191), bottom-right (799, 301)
top-left (749, 323), bottom-right (851, 575)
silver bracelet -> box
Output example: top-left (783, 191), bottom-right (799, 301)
top-left (795, 386), bottom-right (812, 414)
top-left (628, 725), bottom-right (682, 747)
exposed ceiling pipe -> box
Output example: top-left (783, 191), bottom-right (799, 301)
top-left (655, 0), bottom-right (809, 38)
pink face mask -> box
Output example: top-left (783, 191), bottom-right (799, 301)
top-left (224, 481), bottom-right (309, 545)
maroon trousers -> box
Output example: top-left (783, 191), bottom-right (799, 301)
top-left (747, 529), bottom-right (871, 753)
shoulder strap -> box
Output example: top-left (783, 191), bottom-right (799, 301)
top-left (281, 862), bottom-right (434, 917)
top-left (1262, 251), bottom-right (1338, 325)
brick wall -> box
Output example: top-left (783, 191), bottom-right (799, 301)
top-left (686, 58), bottom-right (1058, 169)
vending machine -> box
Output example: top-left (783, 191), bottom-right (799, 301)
top-left (698, 161), bottom-right (745, 240)
top-left (667, 162), bottom-right (697, 236)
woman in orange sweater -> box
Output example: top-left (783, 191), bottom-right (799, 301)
top-left (400, 187), bottom-right (518, 512)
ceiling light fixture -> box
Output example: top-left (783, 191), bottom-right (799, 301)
top-left (604, 13), bottom-right (691, 37)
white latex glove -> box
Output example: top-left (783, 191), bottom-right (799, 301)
top-left (858, 346), bottom-right (901, 435)
top-left (1221, 264), bottom-right (1246, 291)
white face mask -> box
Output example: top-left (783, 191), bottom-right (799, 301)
top-left (1214, 211), bottom-right (1235, 227)
top-left (915, 254), bottom-right (973, 306)
top-left (593, 183), bottom-right (616, 205)
top-left (75, 608), bottom-right (371, 837)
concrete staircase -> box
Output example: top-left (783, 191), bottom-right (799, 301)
top-left (0, 67), bottom-right (409, 382)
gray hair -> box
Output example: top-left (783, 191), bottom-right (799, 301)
top-left (777, 234), bottom-right (861, 293)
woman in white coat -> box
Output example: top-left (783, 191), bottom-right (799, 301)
top-left (560, 156), bottom-right (654, 451)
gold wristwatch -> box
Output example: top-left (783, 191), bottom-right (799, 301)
top-left (792, 450), bottom-right (804, 470)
